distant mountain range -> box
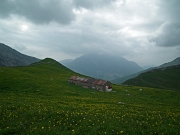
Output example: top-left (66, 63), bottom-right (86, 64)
top-left (123, 64), bottom-right (180, 91)
top-left (111, 67), bottom-right (158, 84)
top-left (159, 57), bottom-right (180, 68)
top-left (0, 43), bottom-right (40, 67)
top-left (1, 42), bottom-right (179, 89)
top-left (112, 57), bottom-right (180, 84)
top-left (60, 53), bottom-right (143, 81)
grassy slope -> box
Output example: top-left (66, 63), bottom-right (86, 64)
top-left (0, 58), bottom-right (180, 135)
top-left (111, 67), bottom-right (156, 84)
top-left (123, 65), bottom-right (180, 91)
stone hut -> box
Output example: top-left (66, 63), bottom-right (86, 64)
top-left (68, 76), bottom-right (112, 91)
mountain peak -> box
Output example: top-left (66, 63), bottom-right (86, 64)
top-left (41, 58), bottom-right (57, 63)
top-left (62, 53), bottom-right (143, 81)
top-left (32, 58), bottom-right (61, 66)
top-left (0, 43), bottom-right (40, 67)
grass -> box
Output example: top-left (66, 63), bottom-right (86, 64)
top-left (0, 58), bottom-right (180, 134)
top-left (123, 65), bottom-right (180, 91)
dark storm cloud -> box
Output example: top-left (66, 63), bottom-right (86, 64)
top-left (148, 0), bottom-right (180, 47)
top-left (73, 0), bottom-right (116, 9)
top-left (0, 0), bottom-right (75, 24)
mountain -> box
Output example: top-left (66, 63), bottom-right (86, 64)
top-left (111, 67), bottom-right (156, 84)
top-left (112, 57), bottom-right (180, 84)
top-left (123, 64), bottom-right (180, 90)
top-left (0, 58), bottom-right (80, 92)
top-left (159, 57), bottom-right (180, 68)
top-left (0, 43), bottom-right (40, 66)
top-left (61, 53), bottom-right (143, 81)
top-left (0, 58), bottom-right (180, 134)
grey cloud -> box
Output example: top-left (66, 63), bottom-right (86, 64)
top-left (60, 30), bottom-right (131, 56)
top-left (73, 0), bottom-right (115, 9)
top-left (148, 21), bottom-right (180, 47)
top-left (0, 0), bottom-right (75, 24)
top-left (13, 44), bottom-right (27, 52)
top-left (158, 0), bottom-right (180, 22)
top-left (147, 0), bottom-right (180, 47)
top-left (43, 26), bottom-right (126, 55)
top-left (0, 0), bottom-right (179, 66)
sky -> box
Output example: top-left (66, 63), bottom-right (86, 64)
top-left (0, 0), bottom-right (180, 67)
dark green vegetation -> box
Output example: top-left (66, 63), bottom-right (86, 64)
top-left (123, 65), bottom-right (180, 91)
top-left (0, 58), bottom-right (180, 134)
top-left (0, 43), bottom-right (40, 67)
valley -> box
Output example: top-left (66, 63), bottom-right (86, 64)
top-left (0, 58), bottom-right (179, 134)
top-left (1, 0), bottom-right (180, 134)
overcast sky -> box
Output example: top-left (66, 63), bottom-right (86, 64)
top-left (0, 0), bottom-right (180, 67)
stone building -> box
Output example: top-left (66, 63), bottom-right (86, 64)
top-left (68, 76), bottom-right (112, 91)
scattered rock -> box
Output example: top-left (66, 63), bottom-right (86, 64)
top-left (118, 102), bottom-right (125, 105)
top-left (34, 90), bottom-right (39, 92)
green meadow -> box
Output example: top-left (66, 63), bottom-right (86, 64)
top-left (0, 58), bottom-right (180, 135)
top-left (123, 65), bottom-right (180, 91)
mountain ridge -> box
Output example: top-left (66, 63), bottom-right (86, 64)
top-left (0, 43), bottom-right (40, 67)
top-left (159, 57), bottom-right (180, 68)
top-left (112, 57), bottom-right (180, 84)
top-left (123, 64), bottom-right (180, 90)
top-left (61, 53), bottom-right (143, 81)
top-left (111, 67), bottom-right (157, 84)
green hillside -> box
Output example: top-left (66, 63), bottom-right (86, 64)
top-left (0, 58), bottom-right (180, 134)
top-left (123, 65), bottom-right (180, 91)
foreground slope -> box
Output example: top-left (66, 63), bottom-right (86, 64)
top-left (0, 58), bottom-right (77, 92)
top-left (0, 58), bottom-right (180, 134)
top-left (123, 65), bottom-right (180, 91)
top-left (0, 43), bottom-right (40, 67)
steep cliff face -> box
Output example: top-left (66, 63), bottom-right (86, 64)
top-left (0, 43), bottom-right (40, 67)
